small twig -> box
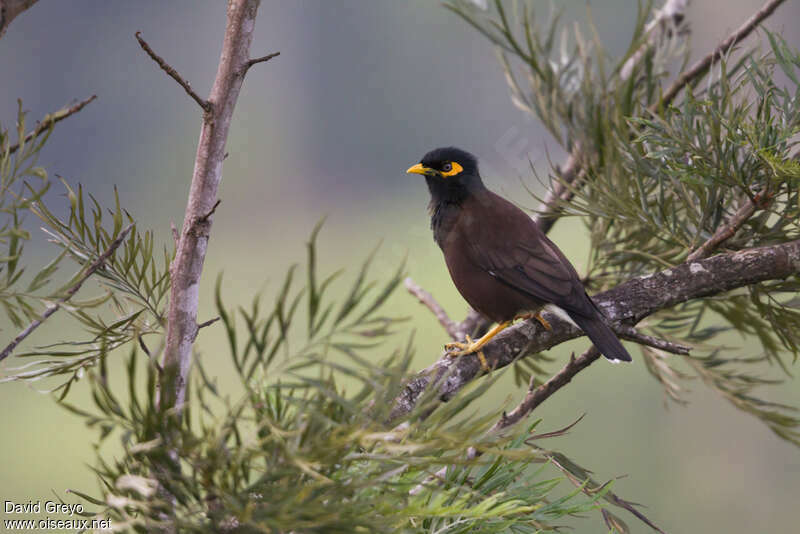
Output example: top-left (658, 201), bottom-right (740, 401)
top-left (197, 317), bottom-right (220, 330)
top-left (7, 95), bottom-right (97, 156)
top-left (135, 31), bottom-right (211, 112)
top-left (404, 278), bottom-right (460, 340)
top-left (517, 346), bottom-right (602, 418)
top-left (170, 221), bottom-right (179, 246)
top-left (138, 335), bottom-right (152, 357)
top-left (614, 324), bottom-right (691, 355)
top-left (0, 223), bottom-right (135, 363)
top-left (656, 0), bottom-right (787, 109)
top-left (484, 347), bottom-right (601, 435)
top-left (192, 316), bottom-right (220, 342)
top-left (244, 51), bottom-right (280, 72)
top-left (198, 199), bottom-right (221, 223)
top-left (687, 190), bottom-right (771, 261)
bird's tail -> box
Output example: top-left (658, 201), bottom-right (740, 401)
top-left (567, 313), bottom-right (632, 363)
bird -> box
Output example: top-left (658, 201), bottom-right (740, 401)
top-left (407, 147), bottom-right (632, 367)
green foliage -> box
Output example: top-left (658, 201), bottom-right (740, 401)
top-left (0, 105), bottom-right (171, 397)
top-left (450, 0), bottom-right (800, 447)
top-left (1, 101), bottom-right (56, 328)
top-left (59, 232), bottom-right (631, 533)
top-left (0, 95), bottom-right (647, 534)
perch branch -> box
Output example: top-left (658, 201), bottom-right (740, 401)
top-left (7, 95), bottom-right (97, 156)
top-left (135, 31), bottom-right (211, 112)
top-left (0, 223), bottom-right (134, 363)
top-left (390, 239), bottom-right (800, 421)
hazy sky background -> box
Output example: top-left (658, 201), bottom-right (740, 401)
top-left (1, 1), bottom-right (799, 533)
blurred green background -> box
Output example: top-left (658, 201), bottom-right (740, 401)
top-left (1, 1), bottom-right (799, 532)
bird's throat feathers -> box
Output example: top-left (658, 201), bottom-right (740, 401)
top-left (426, 175), bottom-right (484, 246)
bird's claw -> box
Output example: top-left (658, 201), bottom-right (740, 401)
top-left (444, 336), bottom-right (490, 371)
top-left (444, 335), bottom-right (474, 354)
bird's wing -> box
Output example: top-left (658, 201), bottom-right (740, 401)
top-left (464, 224), bottom-right (598, 319)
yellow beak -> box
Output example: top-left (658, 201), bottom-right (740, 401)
top-left (406, 163), bottom-right (430, 176)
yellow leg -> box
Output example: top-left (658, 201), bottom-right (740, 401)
top-left (444, 320), bottom-right (512, 365)
top-left (515, 311), bottom-right (551, 331)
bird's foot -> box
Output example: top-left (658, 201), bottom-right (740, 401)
top-left (515, 311), bottom-right (552, 331)
top-left (445, 335), bottom-right (490, 371)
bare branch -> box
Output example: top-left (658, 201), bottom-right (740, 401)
top-left (135, 31), bottom-right (211, 112)
top-left (505, 346), bottom-right (602, 426)
top-left (615, 324), bottom-right (690, 355)
top-left (7, 95), bottom-right (97, 156)
top-left (404, 278), bottom-right (460, 340)
top-left (245, 51), bottom-right (280, 72)
top-left (658, 0), bottom-right (788, 108)
top-left (390, 239), bottom-right (800, 421)
top-left (0, 0), bottom-right (38, 39)
top-left (160, 0), bottom-right (266, 412)
top-left (0, 223), bottom-right (134, 363)
top-left (193, 317), bottom-right (220, 341)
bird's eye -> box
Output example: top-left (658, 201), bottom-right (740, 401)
top-left (441, 162), bottom-right (453, 173)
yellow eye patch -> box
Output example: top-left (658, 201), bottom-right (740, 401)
top-left (441, 161), bottom-right (463, 177)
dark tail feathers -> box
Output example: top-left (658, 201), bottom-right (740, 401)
top-left (567, 312), bottom-right (632, 363)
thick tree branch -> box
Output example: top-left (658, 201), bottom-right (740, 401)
top-left (158, 0), bottom-right (272, 411)
top-left (0, 223), bottom-right (134, 363)
top-left (7, 95), bottom-right (97, 156)
top-left (0, 0), bottom-right (37, 39)
top-left (135, 31), bottom-right (211, 112)
top-left (390, 239), bottom-right (800, 421)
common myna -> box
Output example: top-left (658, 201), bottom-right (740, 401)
top-left (408, 147), bottom-right (631, 365)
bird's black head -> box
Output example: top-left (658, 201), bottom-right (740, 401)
top-left (407, 147), bottom-right (484, 203)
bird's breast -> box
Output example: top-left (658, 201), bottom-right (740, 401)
top-left (439, 214), bottom-right (539, 323)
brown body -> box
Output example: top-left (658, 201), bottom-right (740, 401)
top-left (434, 189), bottom-right (595, 323)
